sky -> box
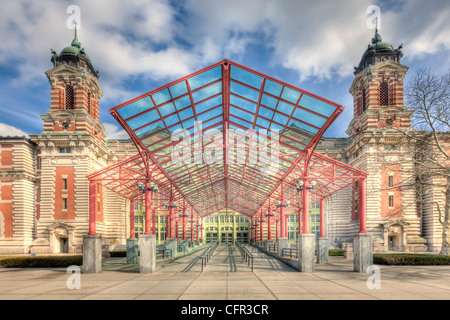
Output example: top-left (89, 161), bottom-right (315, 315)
top-left (0, 0), bottom-right (449, 139)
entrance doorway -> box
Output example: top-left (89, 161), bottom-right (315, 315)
top-left (236, 232), bottom-right (249, 243)
top-left (59, 238), bottom-right (69, 253)
top-left (221, 233), bottom-right (233, 243)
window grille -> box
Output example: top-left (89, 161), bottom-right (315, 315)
top-left (380, 82), bottom-right (389, 106)
top-left (65, 85), bottom-right (75, 110)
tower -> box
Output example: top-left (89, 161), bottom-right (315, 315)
top-left (30, 29), bottom-right (110, 254)
top-left (43, 27), bottom-right (105, 140)
top-left (345, 29), bottom-right (425, 251)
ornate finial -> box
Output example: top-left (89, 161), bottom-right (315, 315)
top-left (71, 21), bottom-right (81, 48)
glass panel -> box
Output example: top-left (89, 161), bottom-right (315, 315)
top-left (261, 94), bottom-right (278, 109)
top-left (230, 95), bottom-right (256, 113)
top-left (273, 112), bottom-right (289, 125)
top-left (281, 87), bottom-right (301, 104)
top-left (169, 81), bottom-right (188, 99)
top-left (299, 94), bottom-right (336, 117)
top-left (135, 121), bottom-right (164, 138)
top-left (264, 80), bottom-right (283, 97)
top-left (178, 107), bottom-right (194, 122)
top-left (164, 113), bottom-right (180, 127)
top-left (197, 108), bottom-right (222, 124)
top-left (195, 95), bottom-right (223, 114)
top-left (256, 117), bottom-right (270, 128)
top-left (230, 66), bottom-right (263, 89)
top-left (293, 108), bottom-right (327, 127)
top-left (258, 106), bottom-right (274, 120)
top-left (287, 119), bottom-right (318, 136)
top-left (118, 96), bottom-right (154, 119)
top-left (230, 107), bottom-right (254, 124)
top-left (230, 81), bottom-right (259, 102)
top-left (192, 82), bottom-right (222, 103)
top-left (277, 101), bottom-right (294, 116)
top-left (152, 88), bottom-right (171, 106)
top-left (174, 96), bottom-right (191, 111)
top-left (128, 109), bottom-right (159, 130)
top-left (188, 66), bottom-right (222, 91)
top-left (158, 103), bottom-right (176, 117)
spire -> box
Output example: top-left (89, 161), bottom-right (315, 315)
top-left (71, 21), bottom-right (81, 48)
top-left (372, 18), bottom-right (382, 44)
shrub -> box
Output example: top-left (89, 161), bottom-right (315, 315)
top-left (0, 256), bottom-right (83, 268)
top-left (329, 249), bottom-right (345, 256)
top-left (109, 251), bottom-right (126, 257)
top-left (373, 254), bottom-right (450, 266)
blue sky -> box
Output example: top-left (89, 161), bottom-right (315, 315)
top-left (0, 0), bottom-right (449, 139)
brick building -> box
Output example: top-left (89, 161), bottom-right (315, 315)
top-left (0, 29), bottom-right (447, 254)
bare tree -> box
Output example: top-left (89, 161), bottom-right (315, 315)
top-left (405, 67), bottom-right (450, 255)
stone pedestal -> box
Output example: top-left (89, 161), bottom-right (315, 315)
top-left (266, 240), bottom-right (274, 252)
top-left (354, 233), bottom-right (373, 273)
top-left (317, 237), bottom-right (329, 264)
top-left (165, 238), bottom-right (177, 258)
top-left (277, 238), bottom-right (288, 257)
top-left (297, 234), bottom-right (315, 272)
top-left (82, 235), bottom-right (102, 274)
top-left (140, 234), bottom-right (157, 274)
top-left (126, 238), bottom-right (139, 264)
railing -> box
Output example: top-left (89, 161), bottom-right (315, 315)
top-left (373, 246), bottom-right (443, 254)
top-left (177, 245), bottom-right (186, 253)
top-left (268, 244), bottom-right (277, 252)
top-left (236, 242), bottom-right (254, 272)
top-left (156, 249), bottom-right (172, 259)
top-left (200, 242), bottom-right (219, 271)
top-left (281, 248), bottom-right (298, 258)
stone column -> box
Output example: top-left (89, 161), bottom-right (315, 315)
top-left (165, 238), bottom-right (177, 258)
top-left (354, 233), bottom-right (373, 273)
top-left (140, 234), bottom-right (156, 274)
top-left (297, 234), bottom-right (315, 272)
top-left (126, 238), bottom-right (139, 264)
top-left (317, 237), bottom-right (329, 264)
top-left (277, 238), bottom-right (288, 257)
top-left (83, 235), bottom-right (102, 274)
top-left (266, 239), bottom-right (274, 252)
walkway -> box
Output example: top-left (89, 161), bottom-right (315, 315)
top-left (1, 244), bottom-right (450, 300)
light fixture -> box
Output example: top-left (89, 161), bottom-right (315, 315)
top-left (165, 202), bottom-right (178, 209)
top-left (264, 211), bottom-right (274, 217)
top-left (137, 181), bottom-right (158, 193)
top-left (275, 201), bottom-right (289, 208)
top-left (296, 180), bottom-right (317, 192)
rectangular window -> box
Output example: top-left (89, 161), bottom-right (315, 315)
top-left (388, 175), bottom-right (394, 188)
top-left (384, 144), bottom-right (396, 151)
top-left (63, 178), bottom-right (68, 190)
top-left (63, 198), bottom-right (68, 210)
top-left (389, 195), bottom-right (394, 208)
top-left (59, 148), bottom-right (72, 154)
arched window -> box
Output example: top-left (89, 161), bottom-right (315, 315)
top-left (65, 85), bottom-right (75, 110)
top-left (380, 81), bottom-right (389, 106)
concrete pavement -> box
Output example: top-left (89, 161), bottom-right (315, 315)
top-left (1, 244), bottom-right (450, 300)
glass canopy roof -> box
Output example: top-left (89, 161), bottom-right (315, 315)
top-left (104, 60), bottom-right (364, 218)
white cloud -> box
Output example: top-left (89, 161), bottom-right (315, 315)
top-left (103, 122), bottom-right (130, 140)
top-left (0, 123), bottom-right (29, 138)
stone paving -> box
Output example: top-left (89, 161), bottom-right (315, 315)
top-left (1, 244), bottom-right (450, 300)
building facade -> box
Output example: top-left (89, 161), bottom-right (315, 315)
top-left (0, 29), bottom-right (447, 254)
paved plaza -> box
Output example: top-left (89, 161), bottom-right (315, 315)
top-left (0, 245), bottom-right (450, 300)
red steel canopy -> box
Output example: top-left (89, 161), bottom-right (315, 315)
top-left (89, 60), bottom-right (367, 222)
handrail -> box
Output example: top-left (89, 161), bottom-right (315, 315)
top-left (200, 242), bottom-right (219, 271)
top-left (236, 242), bottom-right (254, 272)
top-left (281, 248), bottom-right (298, 258)
top-left (156, 248), bottom-right (172, 259)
